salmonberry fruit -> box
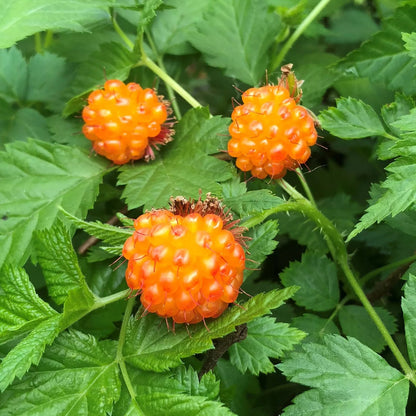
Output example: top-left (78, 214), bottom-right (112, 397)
top-left (227, 67), bottom-right (318, 179)
top-left (122, 195), bottom-right (247, 324)
top-left (82, 79), bottom-right (174, 164)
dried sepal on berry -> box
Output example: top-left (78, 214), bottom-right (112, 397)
top-left (122, 194), bottom-right (247, 325)
top-left (82, 79), bottom-right (175, 164)
top-left (227, 65), bottom-right (319, 180)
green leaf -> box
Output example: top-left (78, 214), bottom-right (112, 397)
top-left (0, 47), bottom-right (27, 103)
top-left (338, 305), bottom-right (397, 353)
top-left (113, 366), bottom-right (234, 416)
top-left (279, 335), bottom-right (409, 416)
top-left (391, 107), bottom-right (416, 133)
top-left (0, 264), bottom-right (58, 343)
top-left (0, 330), bottom-right (121, 416)
top-left (402, 32), bottom-right (416, 58)
top-left (64, 42), bottom-right (139, 116)
top-left (35, 218), bottom-right (93, 305)
top-left (244, 220), bottom-right (278, 280)
top-left (47, 115), bottom-right (88, 148)
top-left (61, 208), bottom-right (133, 247)
top-left (118, 107), bottom-right (233, 210)
top-left (60, 286), bottom-right (96, 330)
top-left (149, 0), bottom-right (210, 55)
top-left (26, 52), bottom-right (71, 111)
top-left (336, 6), bottom-right (416, 95)
top-left (291, 313), bottom-right (340, 345)
top-left (0, 139), bottom-right (109, 268)
top-left (0, 107), bottom-right (50, 144)
top-left (348, 156), bottom-right (416, 240)
top-left (280, 252), bottom-right (340, 312)
top-left (190, 0), bottom-right (282, 85)
top-left (0, 0), bottom-right (114, 48)
top-left (0, 315), bottom-right (60, 392)
top-left (402, 274), bottom-right (416, 368)
top-left (123, 287), bottom-right (297, 372)
top-left (229, 316), bottom-right (305, 375)
top-left (380, 93), bottom-right (414, 138)
top-left (319, 97), bottom-right (386, 139)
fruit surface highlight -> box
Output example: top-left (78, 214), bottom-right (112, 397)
top-left (228, 81), bottom-right (317, 179)
top-left (122, 196), bottom-right (246, 324)
top-left (82, 79), bottom-right (173, 164)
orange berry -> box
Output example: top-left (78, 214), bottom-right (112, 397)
top-left (228, 83), bottom-right (317, 179)
top-left (123, 195), bottom-right (247, 324)
top-left (82, 79), bottom-right (174, 164)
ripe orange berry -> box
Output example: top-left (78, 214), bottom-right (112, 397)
top-left (82, 79), bottom-right (174, 164)
top-left (227, 81), bottom-right (317, 179)
top-left (122, 195), bottom-right (247, 324)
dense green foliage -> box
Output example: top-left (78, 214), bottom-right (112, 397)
top-left (1, 0), bottom-right (416, 414)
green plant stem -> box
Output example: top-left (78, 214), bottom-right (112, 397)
top-left (361, 254), bottom-right (416, 286)
top-left (140, 55), bottom-right (203, 109)
top-left (116, 297), bottom-right (145, 415)
top-left (34, 32), bottom-right (42, 54)
top-left (382, 132), bottom-right (400, 141)
top-left (145, 30), bottom-right (182, 119)
top-left (296, 169), bottom-right (316, 207)
top-left (44, 30), bottom-right (53, 49)
top-left (112, 15), bottom-right (134, 50)
top-left (274, 181), bottom-right (416, 384)
top-left (270, 0), bottom-right (332, 71)
top-left (92, 289), bottom-right (130, 310)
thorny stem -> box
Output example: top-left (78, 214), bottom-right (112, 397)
top-left (296, 168), bottom-right (316, 207)
top-left (276, 180), bottom-right (416, 385)
top-left (116, 297), bottom-right (145, 415)
top-left (145, 30), bottom-right (182, 119)
top-left (270, 0), bottom-right (333, 71)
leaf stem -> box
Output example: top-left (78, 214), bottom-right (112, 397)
top-left (295, 169), bottom-right (316, 207)
top-left (112, 15), bottom-right (134, 51)
top-left (382, 132), bottom-right (400, 141)
top-left (276, 181), bottom-right (416, 384)
top-left (139, 55), bottom-right (203, 109)
top-left (116, 297), bottom-right (145, 415)
top-left (270, 0), bottom-right (332, 71)
top-left (144, 30), bottom-right (182, 119)
top-left (92, 289), bottom-right (130, 310)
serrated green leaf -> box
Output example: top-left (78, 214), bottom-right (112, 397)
top-left (391, 107), bottom-right (416, 133)
top-left (244, 220), bottom-right (278, 280)
top-left (0, 264), bottom-right (58, 343)
top-left (0, 1), bottom-right (114, 48)
top-left (61, 208), bottom-right (133, 247)
top-left (280, 252), bottom-right (339, 312)
top-left (380, 93), bottom-right (415, 139)
top-left (339, 305), bottom-right (397, 353)
top-left (348, 156), bottom-right (416, 240)
top-left (402, 32), bottom-right (416, 58)
top-left (292, 313), bottom-right (340, 345)
top-left (319, 97), bottom-right (386, 139)
top-left (402, 274), bottom-right (416, 368)
top-left (123, 287), bottom-right (297, 372)
top-left (60, 286), bottom-right (96, 330)
top-left (0, 330), bottom-right (120, 416)
top-left (113, 366), bottom-right (234, 416)
top-left (149, 0), bottom-right (210, 55)
top-left (63, 42), bottom-right (139, 116)
top-left (0, 139), bottom-right (109, 268)
top-left (35, 218), bottom-right (93, 305)
top-left (229, 316), bottom-right (305, 375)
top-left (0, 47), bottom-right (27, 103)
top-left (0, 314), bottom-right (60, 392)
top-left (47, 115), bottom-right (88, 147)
top-left (0, 107), bottom-right (50, 144)
top-left (279, 335), bottom-right (409, 416)
top-left (190, 0), bottom-right (282, 85)
top-left (26, 52), bottom-right (71, 111)
top-left (336, 6), bottom-right (416, 95)
top-left (118, 107), bottom-right (233, 210)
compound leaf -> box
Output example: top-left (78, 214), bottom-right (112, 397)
top-left (279, 335), bottom-right (409, 416)
top-left (0, 139), bottom-right (109, 268)
top-left (229, 316), bottom-right (305, 375)
top-left (402, 274), bottom-right (416, 368)
top-left (123, 287), bottom-right (297, 372)
top-left (0, 330), bottom-right (121, 416)
top-left (190, 0), bottom-right (282, 85)
top-left (118, 107), bottom-right (233, 211)
top-left (319, 97), bottom-right (386, 139)
top-left (336, 6), bottom-right (416, 95)
top-left (280, 252), bottom-right (340, 312)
